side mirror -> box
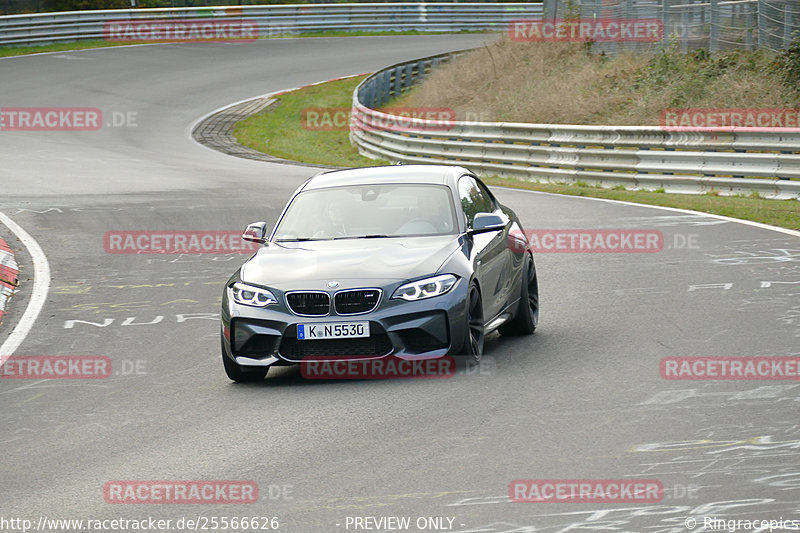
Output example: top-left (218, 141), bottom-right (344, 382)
top-left (242, 222), bottom-right (268, 243)
top-left (470, 213), bottom-right (506, 234)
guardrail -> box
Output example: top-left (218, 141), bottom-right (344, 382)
top-left (0, 3), bottom-right (542, 46)
top-left (350, 52), bottom-right (800, 199)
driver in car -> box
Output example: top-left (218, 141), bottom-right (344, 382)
top-left (313, 200), bottom-right (351, 238)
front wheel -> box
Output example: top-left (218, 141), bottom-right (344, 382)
top-left (461, 283), bottom-right (485, 364)
top-left (499, 254), bottom-right (538, 336)
top-left (221, 335), bottom-right (268, 382)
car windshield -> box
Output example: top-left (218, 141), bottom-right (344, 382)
top-left (273, 183), bottom-right (457, 241)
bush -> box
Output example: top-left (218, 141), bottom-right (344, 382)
top-left (52, 0), bottom-right (128, 10)
top-left (779, 36), bottom-right (800, 95)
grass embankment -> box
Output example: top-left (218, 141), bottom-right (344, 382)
top-left (0, 40), bottom-right (135, 58)
top-left (234, 75), bottom-right (379, 168)
top-left (390, 38), bottom-right (800, 125)
top-left (233, 63), bottom-right (799, 230)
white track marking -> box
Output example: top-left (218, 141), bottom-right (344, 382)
top-left (0, 212), bottom-right (51, 364)
top-left (497, 187), bottom-right (800, 238)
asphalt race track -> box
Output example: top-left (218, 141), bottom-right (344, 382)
top-left (2, 35), bottom-right (800, 533)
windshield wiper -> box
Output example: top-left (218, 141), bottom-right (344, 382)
top-left (277, 235), bottom-right (391, 242)
top-left (329, 234), bottom-right (390, 240)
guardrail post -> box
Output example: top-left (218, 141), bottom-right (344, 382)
top-left (362, 80), bottom-right (372, 109)
top-left (709, 0), bottom-right (719, 52)
top-left (591, 0), bottom-right (602, 19)
top-left (379, 70), bottom-right (390, 107)
top-left (362, 81), bottom-right (371, 110)
top-left (393, 66), bottom-right (402, 98)
top-left (542, 0), bottom-right (557, 19)
top-left (403, 63), bottom-right (413, 90)
top-left (680, 7), bottom-right (689, 53)
top-left (784, 3), bottom-right (793, 50)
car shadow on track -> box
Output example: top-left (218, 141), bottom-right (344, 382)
top-left (224, 330), bottom-right (551, 388)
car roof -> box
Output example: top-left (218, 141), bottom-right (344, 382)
top-left (301, 164), bottom-right (472, 191)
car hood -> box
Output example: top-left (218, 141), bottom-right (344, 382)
top-left (240, 235), bottom-right (459, 290)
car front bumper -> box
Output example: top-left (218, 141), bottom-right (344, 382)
top-left (221, 282), bottom-right (469, 368)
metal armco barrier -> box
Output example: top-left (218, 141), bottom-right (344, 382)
top-left (350, 52), bottom-right (800, 199)
top-left (0, 3), bottom-right (543, 46)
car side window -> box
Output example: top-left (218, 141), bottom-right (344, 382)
top-left (458, 176), bottom-right (495, 227)
top-left (475, 180), bottom-right (498, 211)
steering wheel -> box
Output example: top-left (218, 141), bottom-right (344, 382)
top-left (312, 229), bottom-right (345, 239)
top-left (399, 218), bottom-right (440, 233)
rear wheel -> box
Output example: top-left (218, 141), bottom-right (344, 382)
top-left (221, 335), bottom-right (268, 382)
top-left (499, 254), bottom-right (538, 336)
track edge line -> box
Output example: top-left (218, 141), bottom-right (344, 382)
top-left (497, 187), bottom-right (800, 238)
top-left (0, 212), bottom-right (51, 363)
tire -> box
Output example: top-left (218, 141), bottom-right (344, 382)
top-left (221, 335), bottom-right (268, 382)
top-left (462, 282), bottom-right (485, 364)
top-left (499, 254), bottom-right (538, 336)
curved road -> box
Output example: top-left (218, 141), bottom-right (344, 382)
top-left (1, 36), bottom-right (799, 533)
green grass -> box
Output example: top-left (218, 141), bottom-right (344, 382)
top-left (232, 76), bottom-right (800, 231)
top-left (484, 178), bottom-right (800, 230)
top-left (234, 75), bottom-right (380, 168)
top-left (0, 39), bottom-right (137, 58)
top-left (0, 30), bottom-right (486, 59)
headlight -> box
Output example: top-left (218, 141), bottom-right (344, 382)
top-left (230, 282), bottom-right (277, 307)
top-left (392, 274), bottom-right (457, 301)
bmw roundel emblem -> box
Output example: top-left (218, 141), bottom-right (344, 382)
top-left (327, 281), bottom-right (340, 288)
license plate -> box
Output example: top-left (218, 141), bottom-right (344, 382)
top-left (297, 322), bottom-right (370, 340)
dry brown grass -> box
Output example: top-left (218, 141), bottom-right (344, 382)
top-left (389, 37), bottom-right (799, 126)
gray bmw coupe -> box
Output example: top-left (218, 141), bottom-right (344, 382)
top-left (220, 164), bottom-right (538, 382)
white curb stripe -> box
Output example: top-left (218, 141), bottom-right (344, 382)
top-left (0, 212), bottom-right (51, 366)
top-left (0, 240), bottom-right (20, 325)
